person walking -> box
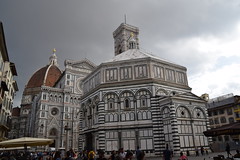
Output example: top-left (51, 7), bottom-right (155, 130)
top-left (178, 152), bottom-right (188, 160)
top-left (200, 146), bottom-right (204, 155)
top-left (226, 143), bottom-right (232, 158)
top-left (135, 146), bottom-right (142, 160)
top-left (119, 148), bottom-right (126, 160)
top-left (53, 151), bottom-right (61, 160)
top-left (96, 150), bottom-right (107, 160)
top-left (88, 150), bottom-right (95, 160)
top-left (109, 150), bottom-right (116, 160)
top-left (195, 147), bottom-right (199, 156)
top-left (64, 151), bottom-right (74, 160)
top-left (125, 150), bottom-right (133, 160)
top-left (163, 144), bottom-right (172, 160)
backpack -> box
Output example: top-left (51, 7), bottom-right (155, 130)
top-left (89, 151), bottom-right (95, 159)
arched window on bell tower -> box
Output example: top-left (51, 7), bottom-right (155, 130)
top-left (129, 41), bottom-right (136, 49)
top-left (128, 32), bottom-right (137, 49)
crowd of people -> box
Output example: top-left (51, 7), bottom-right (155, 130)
top-left (0, 147), bottom-right (145, 160)
top-left (161, 143), bottom-right (240, 160)
top-left (2, 144), bottom-right (240, 160)
top-left (75, 147), bottom-right (145, 160)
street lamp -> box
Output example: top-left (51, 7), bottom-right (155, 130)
top-left (64, 124), bottom-right (71, 151)
top-left (40, 124), bottom-right (45, 151)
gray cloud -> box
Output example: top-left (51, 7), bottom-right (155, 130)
top-left (1, 0), bottom-right (240, 106)
top-left (212, 56), bottom-right (240, 70)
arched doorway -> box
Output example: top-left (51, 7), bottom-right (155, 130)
top-left (86, 133), bottom-right (93, 151)
top-left (49, 128), bottom-right (58, 149)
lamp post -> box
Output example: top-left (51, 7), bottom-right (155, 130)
top-left (40, 124), bottom-right (45, 151)
top-left (64, 124), bottom-right (71, 151)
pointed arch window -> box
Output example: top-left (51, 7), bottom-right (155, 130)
top-left (121, 113), bottom-right (126, 121)
top-left (43, 94), bottom-right (47, 100)
top-left (140, 96), bottom-right (147, 107)
top-left (109, 114), bottom-right (114, 122)
top-left (138, 111), bottom-right (142, 120)
top-left (124, 98), bottom-right (130, 109)
top-left (41, 111), bottom-right (45, 117)
top-left (126, 113), bottom-right (130, 121)
top-left (105, 114), bottom-right (109, 122)
top-left (147, 111), bottom-right (151, 119)
top-left (114, 114), bottom-right (118, 122)
top-left (130, 112), bottom-right (135, 121)
top-left (143, 111), bottom-right (147, 120)
top-left (65, 96), bottom-right (69, 102)
top-left (108, 98), bottom-right (115, 110)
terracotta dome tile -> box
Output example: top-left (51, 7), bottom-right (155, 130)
top-left (26, 65), bottom-right (61, 89)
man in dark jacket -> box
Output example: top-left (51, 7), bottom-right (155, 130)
top-left (65, 151), bottom-right (74, 160)
top-left (163, 144), bottom-right (172, 160)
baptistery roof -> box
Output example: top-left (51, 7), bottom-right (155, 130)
top-left (105, 49), bottom-right (184, 68)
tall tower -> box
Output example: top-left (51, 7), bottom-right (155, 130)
top-left (113, 23), bottom-right (139, 56)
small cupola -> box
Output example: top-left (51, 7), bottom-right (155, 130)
top-left (49, 48), bottom-right (58, 66)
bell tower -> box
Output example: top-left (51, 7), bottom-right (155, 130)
top-left (113, 23), bottom-right (139, 56)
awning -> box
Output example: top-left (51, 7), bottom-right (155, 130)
top-left (0, 137), bottom-right (54, 148)
top-left (0, 146), bottom-right (30, 151)
top-left (203, 122), bottom-right (240, 137)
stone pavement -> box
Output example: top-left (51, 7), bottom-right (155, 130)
top-left (146, 151), bottom-right (234, 160)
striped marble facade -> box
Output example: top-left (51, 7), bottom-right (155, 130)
top-left (79, 85), bottom-right (210, 155)
top-left (79, 23), bottom-right (210, 156)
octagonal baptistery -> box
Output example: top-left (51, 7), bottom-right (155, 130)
top-left (80, 23), bottom-right (210, 156)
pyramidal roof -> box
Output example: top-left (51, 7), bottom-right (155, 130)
top-left (105, 49), bottom-right (182, 67)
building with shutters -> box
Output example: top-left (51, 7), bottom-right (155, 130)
top-left (0, 22), bottom-right (18, 141)
top-left (207, 94), bottom-right (240, 151)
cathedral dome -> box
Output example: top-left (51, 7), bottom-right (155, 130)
top-left (26, 65), bottom-right (62, 88)
top-left (26, 52), bottom-right (62, 89)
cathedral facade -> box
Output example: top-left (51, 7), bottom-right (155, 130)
top-left (79, 23), bottom-right (210, 155)
top-left (20, 52), bottom-right (95, 150)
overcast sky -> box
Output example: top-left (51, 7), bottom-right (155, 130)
top-left (1, 0), bottom-right (240, 107)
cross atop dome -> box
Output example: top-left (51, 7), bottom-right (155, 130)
top-left (113, 23), bottom-right (139, 56)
